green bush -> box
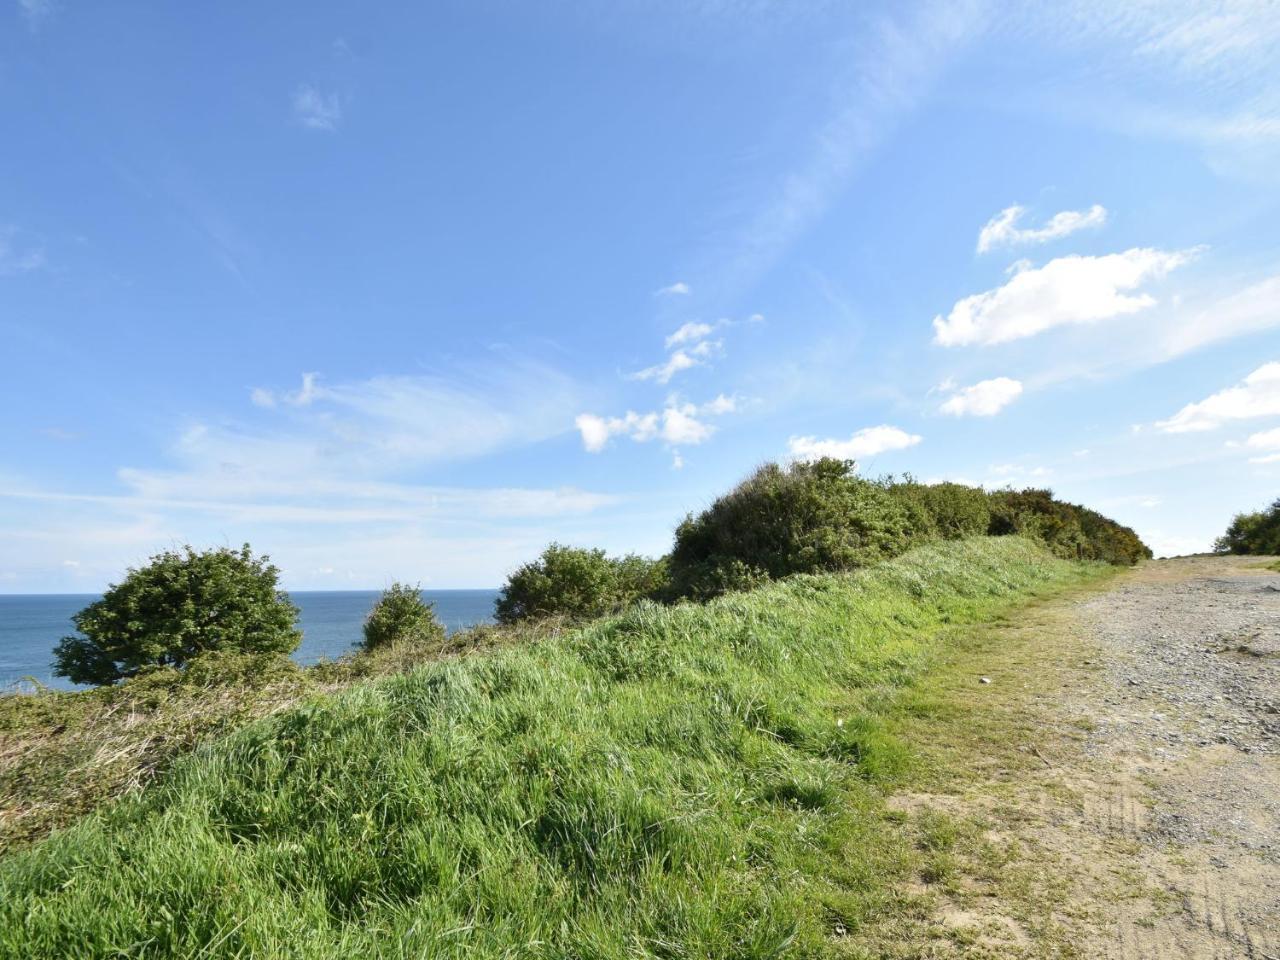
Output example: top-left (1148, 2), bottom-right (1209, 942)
top-left (362, 583), bottom-right (446, 651)
top-left (495, 544), bottom-right (668, 624)
top-left (889, 479), bottom-right (991, 541)
top-left (986, 488), bottom-right (1150, 565)
top-left (52, 545), bottom-right (301, 686)
top-left (668, 458), bottom-right (919, 600)
top-left (1214, 498), bottom-right (1280, 554)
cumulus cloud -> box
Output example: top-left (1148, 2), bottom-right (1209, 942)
top-left (787, 425), bottom-right (921, 462)
top-left (933, 247), bottom-right (1196, 347)
top-left (938, 377), bottom-right (1024, 416)
top-left (976, 204), bottom-right (1108, 253)
top-left (655, 281), bottom-right (691, 296)
top-left (574, 395), bottom-right (737, 453)
top-left (293, 85), bottom-right (343, 131)
top-left (1156, 361), bottom-right (1280, 432)
top-left (251, 372), bottom-right (322, 408)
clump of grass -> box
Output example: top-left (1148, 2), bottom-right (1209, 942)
top-left (0, 538), bottom-right (1105, 959)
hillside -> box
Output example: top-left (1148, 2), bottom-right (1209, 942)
top-left (0, 538), bottom-right (1107, 959)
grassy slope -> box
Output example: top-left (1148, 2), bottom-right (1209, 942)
top-left (0, 538), bottom-right (1107, 959)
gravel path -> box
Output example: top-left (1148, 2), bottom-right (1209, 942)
top-left (1076, 556), bottom-right (1280, 959)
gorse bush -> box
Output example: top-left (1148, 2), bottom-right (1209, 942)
top-left (53, 545), bottom-right (301, 686)
top-left (888, 479), bottom-right (991, 541)
top-left (362, 583), bottom-right (446, 651)
top-left (986, 488), bottom-right (1151, 565)
top-left (667, 460), bottom-right (1149, 600)
top-left (668, 459), bottom-right (917, 600)
top-left (495, 544), bottom-right (668, 624)
top-left (1214, 498), bottom-right (1280, 554)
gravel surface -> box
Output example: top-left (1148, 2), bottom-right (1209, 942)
top-left (1077, 556), bottom-right (1280, 959)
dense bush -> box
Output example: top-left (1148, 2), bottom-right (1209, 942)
top-left (668, 458), bottom-right (918, 600)
top-left (888, 479), bottom-right (991, 541)
top-left (1214, 498), bottom-right (1280, 554)
top-left (495, 544), bottom-right (668, 623)
top-left (52, 545), bottom-right (301, 686)
top-left (362, 583), bottom-right (446, 651)
top-left (986, 489), bottom-right (1151, 565)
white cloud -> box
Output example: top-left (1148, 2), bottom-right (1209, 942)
top-left (933, 247), bottom-right (1196, 347)
top-left (293, 85), bottom-right (343, 131)
top-left (630, 350), bottom-right (700, 384)
top-left (1245, 426), bottom-right (1280, 462)
top-left (976, 204), bottom-right (1107, 253)
top-left (655, 281), bottom-right (691, 296)
top-left (249, 372), bottom-right (322, 408)
top-left (665, 321), bottom-right (713, 347)
top-left (938, 377), bottom-right (1023, 416)
top-left (1158, 273), bottom-right (1280, 360)
top-left (575, 396), bottom-right (736, 454)
top-left (787, 425), bottom-right (922, 462)
top-left (1156, 361), bottom-right (1280, 432)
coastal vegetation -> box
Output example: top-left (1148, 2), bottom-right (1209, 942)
top-left (1215, 497), bottom-right (1280, 555)
top-left (51, 545), bottom-right (300, 686)
top-left (0, 458), bottom-right (1157, 955)
top-left (0, 537), bottom-right (1108, 958)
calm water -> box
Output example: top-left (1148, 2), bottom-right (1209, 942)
top-left (0, 590), bottom-right (498, 692)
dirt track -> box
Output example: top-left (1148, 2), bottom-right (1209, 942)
top-left (882, 555), bottom-right (1280, 958)
top-left (1075, 556), bottom-right (1280, 958)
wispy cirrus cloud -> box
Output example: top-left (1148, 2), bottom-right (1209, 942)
top-left (976, 204), bottom-right (1107, 253)
top-left (787, 424), bottom-right (921, 462)
top-left (933, 247), bottom-right (1197, 347)
top-left (293, 85), bottom-right (343, 131)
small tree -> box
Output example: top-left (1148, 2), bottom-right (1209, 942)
top-left (1215, 499), bottom-right (1280, 554)
top-left (53, 544), bottom-right (300, 686)
top-left (362, 582), bottom-right (446, 651)
top-left (495, 544), bottom-right (667, 624)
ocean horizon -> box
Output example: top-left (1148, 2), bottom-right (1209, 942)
top-left (0, 589), bottom-right (499, 692)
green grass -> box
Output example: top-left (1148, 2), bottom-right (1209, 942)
top-left (0, 538), bottom-right (1106, 959)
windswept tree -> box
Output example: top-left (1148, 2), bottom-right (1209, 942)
top-left (53, 544), bottom-right (301, 686)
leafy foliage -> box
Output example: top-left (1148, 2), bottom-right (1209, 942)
top-left (1214, 498), bottom-right (1280, 554)
top-left (361, 583), bottom-right (446, 651)
top-left (668, 458), bottom-right (919, 600)
top-left (494, 544), bottom-right (668, 624)
top-left (888, 479), bottom-right (991, 541)
top-left (986, 488), bottom-right (1151, 565)
top-left (52, 545), bottom-right (300, 686)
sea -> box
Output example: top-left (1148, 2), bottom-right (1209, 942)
top-left (0, 590), bottom-right (498, 692)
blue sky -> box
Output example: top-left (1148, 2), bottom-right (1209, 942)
top-left (3, 1), bottom-right (1279, 591)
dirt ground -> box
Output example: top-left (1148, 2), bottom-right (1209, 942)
top-left (875, 555), bottom-right (1280, 959)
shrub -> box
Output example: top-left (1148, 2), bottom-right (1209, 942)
top-left (668, 458), bottom-right (919, 600)
top-left (1214, 499), bottom-right (1280, 554)
top-left (889, 479), bottom-right (991, 541)
top-left (986, 488), bottom-right (1150, 565)
top-left (495, 544), bottom-right (668, 624)
top-left (52, 545), bottom-right (300, 687)
top-left (362, 583), bottom-right (446, 651)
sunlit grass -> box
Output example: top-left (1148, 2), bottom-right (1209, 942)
top-left (0, 537), bottom-right (1105, 959)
